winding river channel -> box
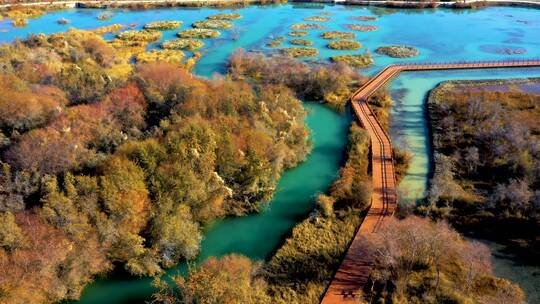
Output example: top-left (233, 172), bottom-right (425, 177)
top-left (1, 3), bottom-right (540, 303)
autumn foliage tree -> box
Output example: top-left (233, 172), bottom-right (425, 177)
top-left (366, 216), bottom-right (525, 303)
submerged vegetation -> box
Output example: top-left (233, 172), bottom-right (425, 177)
top-left (206, 13), bottom-right (242, 20)
top-left (321, 31), bottom-right (356, 39)
top-left (143, 20), bottom-right (182, 30)
top-left (290, 23), bottom-right (325, 30)
top-left (328, 39), bottom-right (362, 50)
top-left (289, 39), bottom-right (313, 46)
top-left (303, 16), bottom-right (331, 22)
top-left (288, 31), bottom-right (308, 37)
top-left (376, 45), bottom-right (419, 58)
top-left (346, 24), bottom-right (379, 32)
top-left (349, 16), bottom-right (377, 21)
top-left (96, 12), bottom-right (113, 20)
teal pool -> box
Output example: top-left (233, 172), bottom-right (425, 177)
top-left (2, 3), bottom-right (540, 303)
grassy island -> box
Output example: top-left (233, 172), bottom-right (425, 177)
top-left (376, 45), bottom-right (419, 58)
top-left (289, 39), bottom-right (313, 46)
top-left (162, 38), bottom-right (204, 51)
top-left (143, 21), bottom-right (182, 30)
top-left (328, 40), bottom-right (362, 50)
top-left (280, 47), bottom-right (319, 58)
top-left (331, 53), bottom-right (373, 67)
top-left (177, 28), bottom-right (221, 39)
top-left (192, 19), bottom-right (233, 29)
top-left (117, 30), bottom-right (163, 42)
top-left (349, 16), bottom-right (377, 21)
top-left (321, 31), bottom-right (356, 39)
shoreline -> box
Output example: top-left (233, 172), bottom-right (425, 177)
top-left (1, 0), bottom-right (540, 10)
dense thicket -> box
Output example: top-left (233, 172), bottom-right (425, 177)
top-left (229, 49), bottom-right (365, 112)
top-left (366, 216), bottom-right (524, 304)
top-left (421, 79), bottom-right (540, 250)
top-left (151, 254), bottom-right (271, 304)
top-left (0, 30), bottom-right (310, 303)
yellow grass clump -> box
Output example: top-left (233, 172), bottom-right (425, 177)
top-left (162, 38), bottom-right (205, 51)
top-left (328, 40), bottom-right (362, 50)
top-left (136, 49), bottom-right (185, 64)
top-left (280, 47), bottom-right (319, 58)
top-left (192, 20), bottom-right (233, 29)
top-left (144, 21), bottom-right (182, 30)
top-left (178, 28), bottom-right (221, 39)
top-left (321, 31), bottom-right (356, 39)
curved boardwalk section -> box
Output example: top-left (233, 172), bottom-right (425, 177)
top-left (321, 59), bottom-right (540, 304)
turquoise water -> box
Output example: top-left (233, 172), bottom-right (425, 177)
top-left (2, 3), bottom-right (540, 303)
top-left (75, 103), bottom-right (351, 304)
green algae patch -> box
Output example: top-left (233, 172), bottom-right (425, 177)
top-left (162, 38), bottom-right (204, 51)
top-left (192, 20), bottom-right (233, 29)
top-left (321, 31), bottom-right (356, 39)
top-left (136, 49), bottom-right (185, 64)
top-left (328, 40), bottom-right (362, 50)
top-left (376, 45), bottom-right (419, 58)
top-left (346, 24), bottom-right (379, 32)
top-left (280, 47), bottom-right (319, 58)
top-left (144, 21), bottom-right (182, 30)
top-left (207, 13), bottom-right (242, 20)
top-left (177, 28), bottom-right (221, 39)
top-left (304, 16), bottom-right (331, 22)
top-left (288, 31), bottom-right (308, 37)
top-left (290, 23), bottom-right (325, 30)
top-left (117, 30), bottom-right (162, 42)
top-left (331, 53), bottom-right (374, 67)
top-left (290, 39), bottom-right (313, 46)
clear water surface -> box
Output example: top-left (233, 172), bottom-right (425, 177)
top-left (1, 3), bottom-right (540, 303)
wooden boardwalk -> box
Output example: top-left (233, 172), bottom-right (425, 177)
top-left (321, 59), bottom-right (540, 304)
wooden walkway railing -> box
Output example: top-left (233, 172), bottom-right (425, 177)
top-left (321, 59), bottom-right (540, 304)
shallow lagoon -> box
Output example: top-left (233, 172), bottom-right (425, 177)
top-left (2, 3), bottom-right (540, 303)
